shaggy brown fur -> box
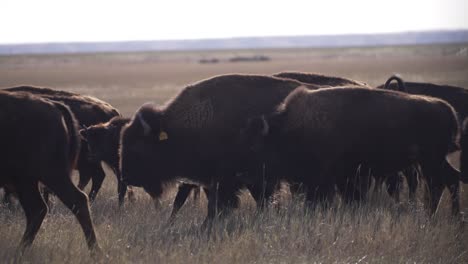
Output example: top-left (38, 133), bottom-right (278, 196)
top-left (0, 91), bottom-right (100, 254)
top-left (120, 74), bottom-right (309, 222)
top-left (3, 85), bottom-right (121, 204)
top-left (246, 87), bottom-right (460, 216)
top-left (378, 76), bottom-right (466, 199)
top-left (273, 71), bottom-right (371, 88)
top-left (377, 78), bottom-right (468, 123)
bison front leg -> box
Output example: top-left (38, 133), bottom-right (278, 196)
top-left (16, 181), bottom-right (48, 252)
top-left (169, 183), bottom-right (199, 222)
top-left (113, 169), bottom-right (128, 207)
top-left (403, 166), bottom-right (419, 203)
top-left (78, 162), bottom-right (105, 203)
top-left (204, 179), bottom-right (242, 228)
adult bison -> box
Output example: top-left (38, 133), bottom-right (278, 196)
top-left (3, 86), bottom-right (121, 204)
top-left (272, 71), bottom-right (372, 194)
top-left (0, 91), bottom-right (100, 253)
top-left (242, 87), bottom-right (460, 216)
top-left (80, 116), bottom-right (203, 215)
top-left (120, 74), bottom-right (317, 222)
top-left (378, 75), bottom-right (468, 200)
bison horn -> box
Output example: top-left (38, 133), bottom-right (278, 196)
top-left (137, 112), bottom-right (152, 135)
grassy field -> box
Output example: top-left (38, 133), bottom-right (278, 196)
top-left (0, 44), bottom-right (468, 263)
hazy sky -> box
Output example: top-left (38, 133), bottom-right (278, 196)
top-left (1, 0), bottom-right (467, 44)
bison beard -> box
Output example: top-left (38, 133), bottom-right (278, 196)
top-left (244, 86), bottom-right (460, 216)
top-left (0, 91), bottom-right (101, 255)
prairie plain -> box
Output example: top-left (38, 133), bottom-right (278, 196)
top-left (0, 44), bottom-right (468, 263)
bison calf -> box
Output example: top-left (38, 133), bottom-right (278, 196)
top-left (81, 116), bottom-right (204, 216)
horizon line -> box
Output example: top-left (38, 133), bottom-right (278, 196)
top-left (2, 28), bottom-right (468, 46)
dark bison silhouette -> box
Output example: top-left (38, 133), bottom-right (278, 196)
top-left (80, 116), bottom-right (204, 217)
top-left (242, 86), bottom-right (460, 216)
top-left (79, 116), bottom-right (134, 206)
top-left (272, 71), bottom-right (372, 194)
top-left (0, 91), bottom-right (100, 254)
top-left (120, 74), bottom-right (317, 222)
top-left (3, 86), bottom-right (122, 204)
top-left (378, 75), bottom-right (467, 201)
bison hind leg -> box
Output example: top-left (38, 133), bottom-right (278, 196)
top-left (16, 181), bottom-right (48, 252)
top-left (44, 175), bottom-right (101, 253)
top-left (420, 159), bottom-right (447, 216)
top-left (442, 159), bottom-right (461, 217)
top-left (335, 163), bottom-right (368, 205)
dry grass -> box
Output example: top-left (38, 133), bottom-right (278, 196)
top-left (0, 44), bottom-right (468, 263)
top-left (0, 181), bottom-right (466, 263)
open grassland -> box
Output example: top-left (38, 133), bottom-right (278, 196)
top-left (0, 44), bottom-right (468, 263)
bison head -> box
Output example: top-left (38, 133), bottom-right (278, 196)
top-left (119, 104), bottom-right (173, 198)
top-left (79, 117), bottom-right (129, 165)
top-left (460, 119), bottom-right (468, 183)
top-left (80, 125), bottom-right (111, 162)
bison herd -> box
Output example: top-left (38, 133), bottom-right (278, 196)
top-left (1, 72), bottom-right (467, 255)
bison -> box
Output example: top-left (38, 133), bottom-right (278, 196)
top-left (80, 116), bottom-right (203, 212)
top-left (120, 74), bottom-right (318, 222)
top-left (78, 116), bottom-right (134, 206)
top-left (242, 86), bottom-right (460, 215)
top-left (378, 75), bottom-right (467, 200)
top-left (3, 86), bottom-right (121, 204)
top-left (0, 91), bottom-right (100, 253)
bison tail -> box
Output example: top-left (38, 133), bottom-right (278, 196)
top-left (384, 74), bottom-right (407, 92)
top-left (53, 102), bottom-right (81, 172)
